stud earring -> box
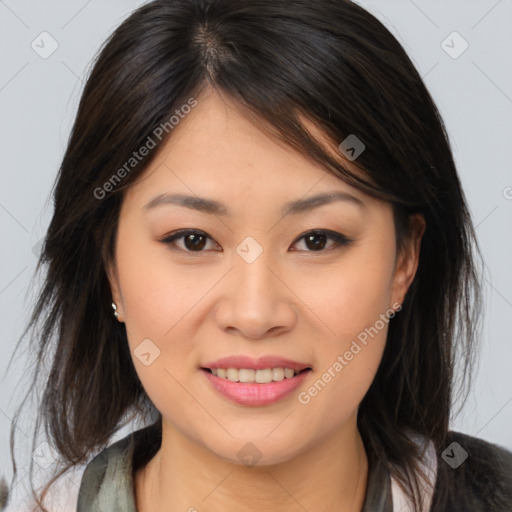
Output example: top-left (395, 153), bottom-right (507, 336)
top-left (112, 302), bottom-right (120, 319)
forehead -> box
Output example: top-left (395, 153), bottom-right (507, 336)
top-left (124, 89), bottom-right (372, 210)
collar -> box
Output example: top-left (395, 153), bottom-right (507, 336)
top-left (77, 425), bottom-right (435, 512)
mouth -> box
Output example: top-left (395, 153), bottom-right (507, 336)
top-left (200, 366), bottom-right (312, 384)
top-left (200, 365), bottom-right (313, 406)
top-left (199, 356), bottom-right (313, 406)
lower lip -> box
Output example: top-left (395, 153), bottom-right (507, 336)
top-left (200, 368), bottom-right (312, 407)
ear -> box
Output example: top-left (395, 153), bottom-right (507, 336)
top-left (391, 213), bottom-right (425, 309)
top-left (105, 258), bottom-right (124, 321)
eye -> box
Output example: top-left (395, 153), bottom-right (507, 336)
top-left (291, 230), bottom-right (353, 252)
top-left (160, 229), bottom-right (352, 254)
top-left (160, 230), bottom-right (220, 253)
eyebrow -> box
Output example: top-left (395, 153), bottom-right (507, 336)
top-left (143, 191), bottom-right (365, 217)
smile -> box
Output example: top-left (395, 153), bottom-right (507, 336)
top-left (200, 367), bottom-right (313, 406)
top-left (204, 367), bottom-right (310, 383)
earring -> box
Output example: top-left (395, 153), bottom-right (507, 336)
top-left (112, 302), bottom-right (120, 319)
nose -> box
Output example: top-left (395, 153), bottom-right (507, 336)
top-left (214, 243), bottom-right (297, 340)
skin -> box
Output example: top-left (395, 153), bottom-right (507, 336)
top-left (108, 87), bottom-right (425, 512)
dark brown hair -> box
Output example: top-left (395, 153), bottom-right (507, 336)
top-left (9, 0), bottom-right (483, 509)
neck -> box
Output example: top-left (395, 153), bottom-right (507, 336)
top-left (136, 416), bottom-right (369, 512)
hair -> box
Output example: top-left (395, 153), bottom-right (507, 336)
top-left (7, 0), bottom-right (483, 510)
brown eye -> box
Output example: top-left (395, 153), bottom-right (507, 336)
top-left (183, 232), bottom-right (207, 251)
top-left (161, 230), bottom-right (219, 253)
top-left (304, 232), bottom-right (328, 250)
top-left (291, 230), bottom-right (353, 252)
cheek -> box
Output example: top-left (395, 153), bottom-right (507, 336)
top-left (293, 316), bottom-right (388, 454)
top-left (116, 226), bottom-right (194, 339)
top-left (299, 240), bottom-right (396, 345)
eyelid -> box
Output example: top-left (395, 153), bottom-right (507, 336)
top-left (159, 228), bottom-right (354, 254)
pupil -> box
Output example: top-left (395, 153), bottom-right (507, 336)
top-left (185, 233), bottom-right (206, 251)
top-left (306, 233), bottom-right (327, 250)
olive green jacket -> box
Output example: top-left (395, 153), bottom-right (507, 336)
top-left (76, 424), bottom-right (512, 511)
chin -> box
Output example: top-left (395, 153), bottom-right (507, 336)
top-left (201, 434), bottom-right (308, 469)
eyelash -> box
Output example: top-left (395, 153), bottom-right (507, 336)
top-left (159, 229), bottom-right (353, 255)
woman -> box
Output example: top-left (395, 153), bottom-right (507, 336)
top-left (7, 0), bottom-right (512, 511)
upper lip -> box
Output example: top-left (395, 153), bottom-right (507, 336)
top-left (201, 356), bottom-right (312, 372)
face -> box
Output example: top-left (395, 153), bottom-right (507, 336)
top-left (108, 88), bottom-right (423, 466)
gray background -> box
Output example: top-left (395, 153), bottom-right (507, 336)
top-left (1, 0), bottom-right (511, 508)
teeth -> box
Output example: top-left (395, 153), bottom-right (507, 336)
top-left (272, 368), bottom-right (285, 381)
top-left (255, 368), bottom-right (272, 383)
top-left (284, 368), bottom-right (295, 379)
top-left (226, 368), bottom-right (239, 382)
top-left (239, 369), bottom-right (255, 382)
top-left (210, 367), bottom-right (304, 383)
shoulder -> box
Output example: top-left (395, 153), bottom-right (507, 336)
top-left (431, 430), bottom-right (512, 511)
top-left (76, 431), bottom-right (137, 512)
top-left (76, 423), bottom-right (160, 512)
